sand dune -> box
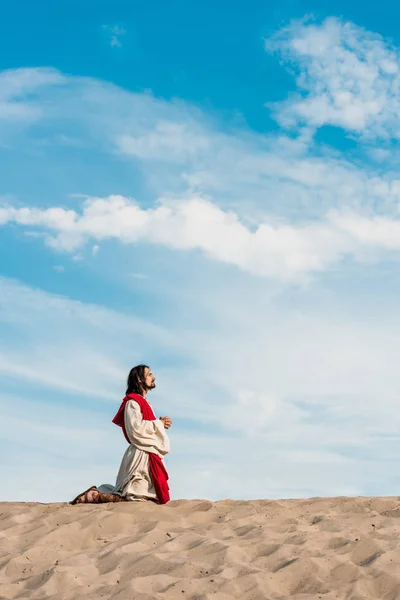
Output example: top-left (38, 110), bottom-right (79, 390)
top-left (1, 496), bottom-right (400, 599)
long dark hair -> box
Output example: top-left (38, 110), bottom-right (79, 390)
top-left (126, 364), bottom-right (149, 395)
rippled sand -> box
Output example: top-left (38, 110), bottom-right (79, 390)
top-left (1, 496), bottom-right (400, 599)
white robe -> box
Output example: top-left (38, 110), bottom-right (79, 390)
top-left (100, 400), bottom-right (170, 502)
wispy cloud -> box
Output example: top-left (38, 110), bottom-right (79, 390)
top-left (0, 67), bottom-right (64, 124)
top-left (102, 24), bottom-right (126, 48)
top-left (0, 276), bottom-right (177, 399)
top-left (117, 121), bottom-right (210, 161)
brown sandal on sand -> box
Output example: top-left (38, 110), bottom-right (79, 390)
top-left (70, 486), bottom-right (98, 505)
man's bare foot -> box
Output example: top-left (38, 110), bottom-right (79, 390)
top-left (71, 486), bottom-right (127, 504)
top-left (71, 486), bottom-right (99, 504)
top-left (84, 489), bottom-right (99, 502)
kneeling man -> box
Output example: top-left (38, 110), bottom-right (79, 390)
top-left (71, 364), bottom-right (171, 504)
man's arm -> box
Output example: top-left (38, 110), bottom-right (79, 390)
top-left (124, 402), bottom-right (170, 455)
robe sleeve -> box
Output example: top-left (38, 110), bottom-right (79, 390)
top-left (124, 400), bottom-right (170, 456)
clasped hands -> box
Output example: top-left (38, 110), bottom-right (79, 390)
top-left (160, 416), bottom-right (172, 430)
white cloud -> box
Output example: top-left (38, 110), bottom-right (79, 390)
top-left (3, 194), bottom-right (400, 281)
top-left (268, 17), bottom-right (400, 139)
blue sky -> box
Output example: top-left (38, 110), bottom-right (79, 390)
top-left (2, 1), bottom-right (400, 502)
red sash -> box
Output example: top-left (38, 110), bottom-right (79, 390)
top-left (112, 393), bottom-right (170, 504)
